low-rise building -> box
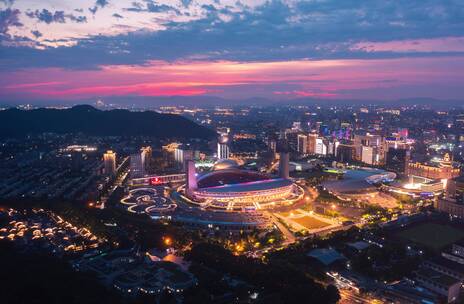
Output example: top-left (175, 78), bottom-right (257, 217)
top-left (414, 267), bottom-right (461, 303)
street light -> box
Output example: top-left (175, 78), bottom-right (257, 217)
top-left (163, 236), bottom-right (172, 246)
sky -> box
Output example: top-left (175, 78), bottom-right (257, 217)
top-left (1, 0), bottom-right (464, 105)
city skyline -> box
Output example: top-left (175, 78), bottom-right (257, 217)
top-left (1, 0), bottom-right (464, 104)
top-left (2, 2), bottom-right (464, 303)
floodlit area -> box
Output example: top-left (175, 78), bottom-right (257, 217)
top-left (322, 168), bottom-right (400, 208)
top-left (274, 209), bottom-right (339, 233)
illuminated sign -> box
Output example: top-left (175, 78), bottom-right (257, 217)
top-left (150, 177), bottom-right (161, 185)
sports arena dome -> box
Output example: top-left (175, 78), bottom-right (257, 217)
top-left (212, 159), bottom-right (239, 171)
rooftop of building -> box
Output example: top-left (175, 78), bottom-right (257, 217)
top-left (425, 256), bottom-right (464, 275)
top-left (415, 267), bottom-right (460, 287)
top-left (307, 248), bottom-right (346, 266)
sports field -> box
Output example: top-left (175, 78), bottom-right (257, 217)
top-left (397, 223), bottom-right (464, 250)
top-left (292, 216), bottom-right (330, 230)
top-left (277, 210), bottom-right (303, 218)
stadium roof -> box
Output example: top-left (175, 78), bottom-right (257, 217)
top-left (198, 178), bottom-right (293, 193)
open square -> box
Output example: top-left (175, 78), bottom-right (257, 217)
top-left (291, 216), bottom-right (331, 230)
top-left (397, 223), bottom-right (464, 250)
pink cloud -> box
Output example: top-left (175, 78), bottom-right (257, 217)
top-left (1, 56), bottom-right (464, 101)
top-left (352, 36), bottom-right (464, 53)
top-left (274, 91), bottom-right (338, 98)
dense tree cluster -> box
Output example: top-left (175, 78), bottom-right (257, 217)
top-left (185, 242), bottom-right (340, 304)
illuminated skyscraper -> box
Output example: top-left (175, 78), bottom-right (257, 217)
top-left (307, 133), bottom-right (317, 154)
top-left (361, 146), bottom-right (379, 165)
top-left (141, 146), bottom-right (152, 172)
top-left (315, 138), bottom-right (327, 156)
top-left (268, 138), bottom-right (277, 153)
top-left (217, 135), bottom-right (230, 159)
top-left (386, 147), bottom-right (410, 173)
top-left (186, 160), bottom-right (197, 196)
top-left (297, 134), bottom-right (308, 155)
top-left (103, 150), bottom-right (116, 176)
top-left (130, 153), bottom-right (145, 178)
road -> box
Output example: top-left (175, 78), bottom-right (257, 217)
top-left (265, 184), bottom-right (320, 246)
top-left (339, 289), bottom-right (383, 304)
top-left (267, 212), bottom-right (296, 245)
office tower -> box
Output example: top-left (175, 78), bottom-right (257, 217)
top-left (398, 128), bottom-right (409, 139)
top-left (307, 133), bottom-right (317, 154)
top-left (361, 146), bottom-right (380, 165)
top-left (297, 134), bottom-right (308, 155)
top-left (217, 135), bottom-right (230, 159)
top-left (268, 138), bottom-right (277, 153)
top-left (186, 160), bottom-right (197, 196)
top-left (103, 150), bottom-right (116, 176)
top-left (315, 137), bottom-right (327, 156)
top-left (319, 124), bottom-right (329, 136)
top-left (292, 121), bottom-right (302, 131)
top-left (353, 133), bottom-right (383, 160)
top-left (140, 146), bottom-right (152, 173)
top-left (279, 152), bottom-right (289, 179)
top-left (386, 147), bottom-right (410, 173)
top-left (130, 153), bottom-right (145, 178)
top-left (336, 143), bottom-right (356, 162)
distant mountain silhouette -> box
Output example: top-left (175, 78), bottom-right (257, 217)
top-left (0, 105), bottom-right (217, 139)
top-left (63, 95), bottom-right (463, 108)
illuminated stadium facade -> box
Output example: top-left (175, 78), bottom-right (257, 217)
top-left (121, 154), bottom-right (301, 232)
top-left (183, 155), bottom-right (303, 210)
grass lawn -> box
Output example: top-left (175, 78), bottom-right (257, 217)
top-left (292, 216), bottom-right (330, 230)
top-left (398, 223), bottom-right (464, 250)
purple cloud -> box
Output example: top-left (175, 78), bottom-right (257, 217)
top-left (0, 8), bottom-right (22, 36)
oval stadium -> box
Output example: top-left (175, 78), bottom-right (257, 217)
top-left (184, 156), bottom-right (303, 210)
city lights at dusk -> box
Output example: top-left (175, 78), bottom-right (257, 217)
top-left (1, 1), bottom-right (464, 304)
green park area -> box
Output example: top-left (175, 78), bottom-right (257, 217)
top-left (398, 223), bottom-right (464, 250)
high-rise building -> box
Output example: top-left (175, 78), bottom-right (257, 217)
top-left (217, 135), bottom-right (230, 159)
top-left (386, 148), bottom-right (410, 173)
top-left (140, 146), bottom-right (152, 173)
top-left (446, 176), bottom-right (464, 202)
top-left (336, 143), bottom-right (356, 162)
top-left (315, 138), bottom-right (327, 156)
top-left (398, 128), bottom-right (409, 139)
top-left (319, 124), bottom-right (329, 136)
top-left (279, 152), bottom-right (290, 179)
top-left (354, 133), bottom-right (383, 160)
top-left (70, 151), bottom-right (83, 172)
top-left (327, 141), bottom-right (335, 155)
top-left (130, 152), bottom-right (145, 178)
top-left (292, 121), bottom-right (302, 131)
top-left (175, 145), bottom-right (194, 171)
top-left (267, 138), bottom-right (277, 153)
top-left (297, 134), bottom-right (308, 155)
top-left (103, 150), bottom-right (116, 176)
top-left (307, 133), bottom-right (317, 154)
top-left (186, 160), bottom-right (197, 196)
top-left (361, 146), bottom-right (379, 165)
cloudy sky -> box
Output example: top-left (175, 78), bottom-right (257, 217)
top-left (1, 0), bottom-right (464, 104)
